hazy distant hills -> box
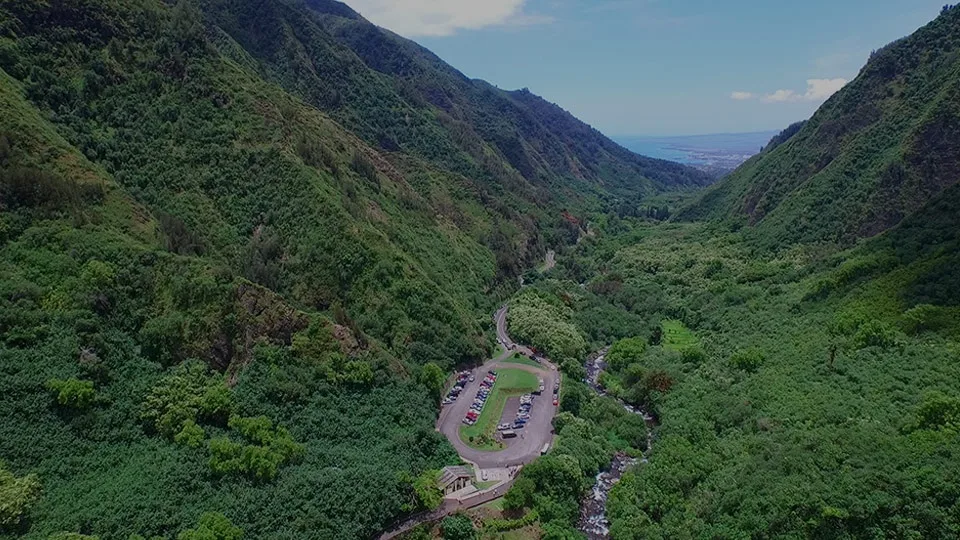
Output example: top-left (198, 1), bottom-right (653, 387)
top-left (615, 131), bottom-right (778, 176)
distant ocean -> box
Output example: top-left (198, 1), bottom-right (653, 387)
top-left (614, 131), bottom-right (778, 173)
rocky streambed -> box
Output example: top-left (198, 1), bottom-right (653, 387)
top-left (577, 349), bottom-right (655, 539)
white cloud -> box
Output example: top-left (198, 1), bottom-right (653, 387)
top-left (762, 89), bottom-right (799, 103)
top-left (730, 91), bottom-right (755, 100)
top-left (344, 0), bottom-right (551, 37)
top-left (803, 78), bottom-right (848, 100)
top-left (761, 78), bottom-right (848, 103)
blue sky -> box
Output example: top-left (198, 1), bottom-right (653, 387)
top-left (344, 0), bottom-right (948, 136)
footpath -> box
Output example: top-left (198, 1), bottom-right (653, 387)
top-left (378, 474), bottom-right (517, 540)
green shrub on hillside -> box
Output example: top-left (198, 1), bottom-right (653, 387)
top-left (141, 361), bottom-right (233, 438)
top-left (441, 514), bottom-right (475, 540)
top-left (0, 462), bottom-right (41, 529)
top-left (728, 347), bottom-right (764, 372)
top-left (177, 512), bottom-right (243, 540)
top-left (207, 415), bottom-right (304, 480)
top-left (45, 378), bottom-right (95, 409)
top-left (852, 320), bottom-right (902, 350)
top-left (912, 393), bottom-right (960, 433)
top-left (174, 420), bottom-right (206, 448)
top-left (900, 304), bottom-right (950, 335)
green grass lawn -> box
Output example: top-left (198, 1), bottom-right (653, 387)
top-left (477, 498), bottom-right (504, 512)
top-left (662, 319), bottom-right (698, 351)
top-left (502, 354), bottom-right (542, 369)
top-left (460, 368), bottom-right (540, 451)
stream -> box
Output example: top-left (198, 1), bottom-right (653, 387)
top-left (577, 349), bottom-right (655, 539)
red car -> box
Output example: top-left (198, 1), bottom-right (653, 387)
top-left (553, 399), bottom-right (558, 407)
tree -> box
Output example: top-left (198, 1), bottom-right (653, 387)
top-left (441, 514), bottom-right (475, 540)
top-left (177, 512), bottom-right (243, 540)
top-left (141, 361), bottom-right (233, 438)
top-left (551, 412), bottom-right (577, 434)
top-left (522, 454), bottom-right (585, 501)
top-left (606, 337), bottom-right (647, 372)
top-left (340, 360), bottom-right (374, 387)
top-left (138, 312), bottom-right (188, 366)
top-left (560, 381), bottom-right (591, 417)
top-left (729, 348), bottom-right (764, 373)
top-left (412, 470), bottom-right (443, 510)
top-left (541, 521), bottom-right (583, 540)
top-left (45, 378), bottom-right (96, 409)
top-left (174, 420), bottom-right (206, 448)
top-left (913, 393), bottom-right (960, 432)
top-left (648, 326), bottom-right (663, 346)
top-left (503, 476), bottom-right (535, 511)
top-left (901, 304), bottom-right (942, 335)
top-left (852, 320), bottom-right (902, 350)
top-left (418, 363), bottom-right (445, 402)
top-left (0, 462), bottom-right (41, 529)
top-left (208, 416), bottom-right (304, 480)
top-left (679, 346), bottom-right (705, 365)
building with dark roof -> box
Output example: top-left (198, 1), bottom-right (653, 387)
top-left (438, 466), bottom-right (473, 495)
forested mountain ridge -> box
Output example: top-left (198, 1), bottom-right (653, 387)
top-left (678, 5), bottom-right (960, 250)
top-left (298, 0), bottom-right (711, 192)
top-left (0, 0), bottom-right (708, 537)
top-left (199, 0), bottom-right (712, 200)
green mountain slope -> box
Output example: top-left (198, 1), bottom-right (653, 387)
top-left (679, 6), bottom-right (960, 250)
top-left (0, 64), bottom-right (458, 538)
top-left (1, 0), bottom-right (709, 367)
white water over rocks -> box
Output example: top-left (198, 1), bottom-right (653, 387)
top-left (577, 349), bottom-right (654, 539)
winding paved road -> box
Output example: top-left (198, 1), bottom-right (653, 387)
top-left (436, 306), bottom-right (559, 468)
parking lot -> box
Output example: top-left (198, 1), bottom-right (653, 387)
top-left (461, 370), bottom-right (498, 427)
top-left (437, 352), bottom-right (560, 468)
top-left (442, 370), bottom-right (474, 406)
top-left (499, 396), bottom-right (521, 426)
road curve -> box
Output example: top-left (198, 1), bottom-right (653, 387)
top-left (437, 306), bottom-right (558, 469)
